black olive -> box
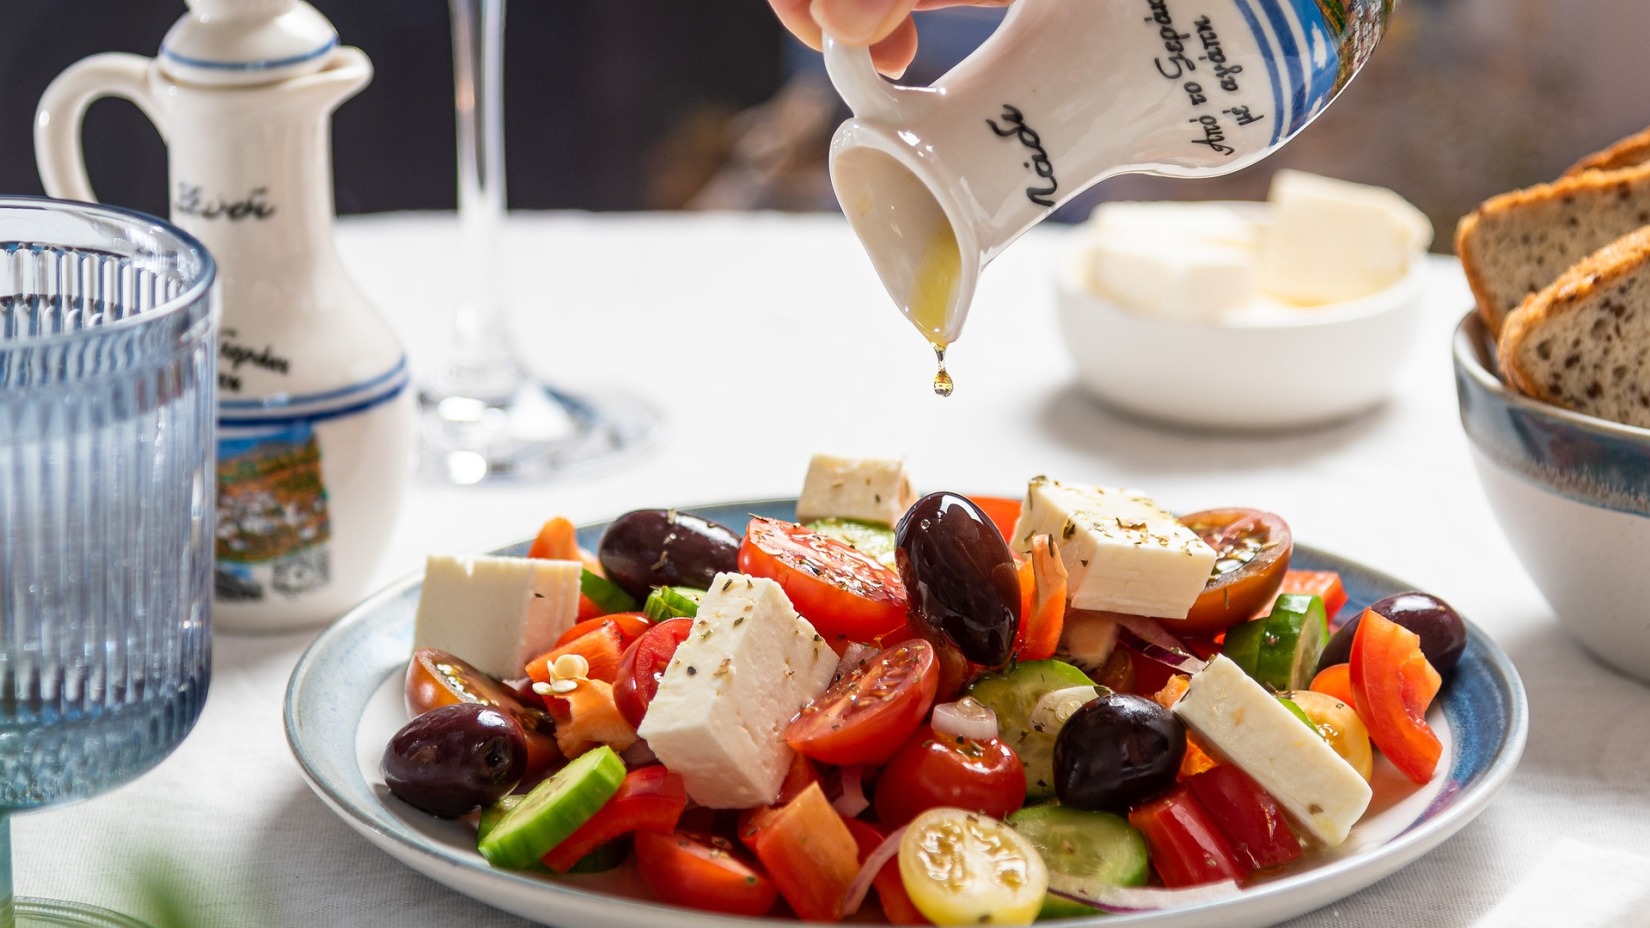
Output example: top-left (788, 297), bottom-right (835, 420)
top-left (1053, 693), bottom-right (1184, 813)
top-left (895, 492), bottom-right (1021, 669)
top-left (596, 509), bottom-right (741, 600)
top-left (1317, 591), bottom-right (1467, 675)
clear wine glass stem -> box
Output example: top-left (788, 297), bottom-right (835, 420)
top-left (2, 812), bottom-right (15, 928)
top-left (439, 0), bottom-right (521, 403)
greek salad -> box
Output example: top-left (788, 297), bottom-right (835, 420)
top-left (381, 455), bottom-right (1466, 924)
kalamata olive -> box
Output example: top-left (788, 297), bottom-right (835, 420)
top-left (597, 509), bottom-right (741, 600)
top-left (382, 703), bottom-right (526, 818)
top-left (1053, 692), bottom-right (1184, 813)
top-left (895, 492), bottom-right (1021, 669)
top-left (1316, 591), bottom-right (1467, 675)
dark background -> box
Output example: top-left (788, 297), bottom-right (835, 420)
top-left (0, 0), bottom-right (788, 216)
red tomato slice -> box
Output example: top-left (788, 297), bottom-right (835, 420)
top-left (1128, 784), bottom-right (1250, 887)
top-left (634, 830), bottom-right (779, 918)
top-left (872, 724), bottom-right (1026, 827)
top-left (613, 618), bottom-right (694, 729)
top-left (738, 517), bottom-right (909, 646)
top-left (541, 765), bottom-right (687, 873)
top-left (402, 648), bottom-right (561, 777)
top-left (1349, 609), bottom-right (1442, 785)
top-left (784, 639), bottom-right (938, 766)
top-left (843, 817), bottom-right (930, 925)
top-left (1184, 765), bottom-right (1302, 871)
top-left (1176, 508), bottom-right (1293, 635)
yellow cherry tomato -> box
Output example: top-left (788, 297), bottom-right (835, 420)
top-left (899, 807), bottom-right (1048, 926)
top-left (1283, 689), bottom-right (1375, 781)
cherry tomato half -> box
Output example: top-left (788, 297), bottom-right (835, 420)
top-left (613, 618), bottom-right (694, 729)
top-left (403, 647), bottom-right (561, 776)
top-left (634, 830), bottom-right (779, 918)
top-left (872, 724), bottom-right (1026, 827)
top-left (738, 517), bottom-right (909, 646)
top-left (784, 639), bottom-right (938, 766)
top-left (1176, 508), bottom-right (1293, 635)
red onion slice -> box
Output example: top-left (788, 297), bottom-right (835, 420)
top-left (1047, 876), bottom-right (1241, 913)
top-left (1116, 616), bottom-right (1207, 675)
top-left (931, 697), bottom-right (999, 742)
top-left (834, 642), bottom-right (880, 682)
top-left (831, 764), bottom-right (870, 819)
top-left (841, 824), bottom-right (908, 917)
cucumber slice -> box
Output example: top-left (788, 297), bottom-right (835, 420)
top-left (477, 746), bottom-right (626, 870)
top-left (806, 518), bottom-right (897, 566)
top-left (581, 569), bottom-right (640, 614)
top-left (1016, 685), bottom-right (1106, 804)
top-left (1254, 593), bottom-right (1329, 692)
top-left (1220, 617), bottom-right (1266, 680)
top-left (967, 660), bottom-right (1095, 801)
top-left (476, 795), bottom-right (550, 873)
top-left (1008, 804), bottom-right (1147, 918)
top-left (642, 586), bottom-right (704, 622)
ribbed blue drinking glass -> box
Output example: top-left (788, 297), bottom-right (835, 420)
top-left (0, 197), bottom-right (217, 928)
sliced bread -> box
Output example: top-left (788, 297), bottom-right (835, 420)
top-left (1456, 162), bottom-right (1650, 336)
top-left (1564, 124), bottom-right (1650, 177)
top-left (1498, 224), bottom-right (1650, 429)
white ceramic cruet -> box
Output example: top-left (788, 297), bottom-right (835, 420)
top-left (34, 0), bottom-right (415, 632)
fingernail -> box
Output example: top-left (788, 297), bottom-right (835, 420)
top-left (811, 0), bottom-right (900, 45)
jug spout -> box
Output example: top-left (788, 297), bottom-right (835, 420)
top-left (830, 119), bottom-right (981, 349)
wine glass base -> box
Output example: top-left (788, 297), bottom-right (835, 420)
top-left (12, 898), bottom-right (153, 928)
top-left (416, 379), bottom-right (662, 485)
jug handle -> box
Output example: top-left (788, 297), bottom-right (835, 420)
top-left (34, 53), bottom-right (164, 203)
top-left (823, 37), bottom-right (919, 123)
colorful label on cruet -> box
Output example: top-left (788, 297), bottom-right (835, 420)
top-left (213, 355), bottom-right (408, 603)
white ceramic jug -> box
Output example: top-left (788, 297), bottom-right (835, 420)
top-left (35, 0), bottom-right (414, 632)
top-left (826, 0), bottom-right (1392, 348)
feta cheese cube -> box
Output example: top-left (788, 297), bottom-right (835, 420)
top-left (411, 554), bottom-right (581, 682)
top-left (1172, 655), bottom-right (1373, 847)
top-left (1257, 170), bottom-right (1432, 305)
top-left (795, 454), bottom-right (917, 527)
top-left (637, 572), bottom-right (837, 808)
top-left (1010, 477), bottom-right (1216, 620)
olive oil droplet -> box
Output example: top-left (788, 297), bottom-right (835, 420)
top-left (933, 347), bottom-right (954, 397)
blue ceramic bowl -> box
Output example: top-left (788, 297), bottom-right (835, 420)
top-left (1453, 311), bottom-right (1650, 682)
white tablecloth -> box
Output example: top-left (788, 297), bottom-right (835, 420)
top-left (16, 211), bottom-right (1650, 926)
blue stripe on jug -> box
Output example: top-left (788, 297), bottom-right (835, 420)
top-left (218, 356), bottom-right (408, 429)
top-left (1252, 0), bottom-right (1310, 137)
top-left (1231, 0), bottom-right (1287, 147)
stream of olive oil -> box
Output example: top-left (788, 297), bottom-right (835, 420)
top-left (907, 223), bottom-right (961, 396)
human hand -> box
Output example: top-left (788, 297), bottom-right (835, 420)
top-left (769, 0), bottom-right (1012, 77)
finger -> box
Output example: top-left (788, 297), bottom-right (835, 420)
top-left (771, 0), bottom-right (825, 49)
top-left (868, 17), bottom-right (920, 77)
top-left (810, 0), bottom-right (920, 46)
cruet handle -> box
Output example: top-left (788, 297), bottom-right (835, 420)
top-left (34, 53), bottom-right (164, 203)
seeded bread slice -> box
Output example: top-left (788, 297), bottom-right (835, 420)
top-left (1455, 163), bottom-right (1650, 337)
top-left (1564, 125), bottom-right (1650, 177)
top-left (1498, 225), bottom-right (1650, 429)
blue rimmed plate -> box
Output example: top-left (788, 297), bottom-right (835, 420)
top-left (284, 499), bottom-right (1527, 928)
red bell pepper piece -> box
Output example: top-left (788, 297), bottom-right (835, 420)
top-left (527, 621), bottom-right (626, 685)
top-left (1349, 608), bottom-right (1442, 784)
top-left (540, 764), bottom-right (687, 873)
top-left (554, 613), bottom-right (651, 650)
top-left (1128, 785), bottom-right (1249, 887)
top-left (1184, 765), bottom-right (1302, 871)
top-left (1279, 570), bottom-right (1348, 624)
top-left (745, 783), bottom-right (862, 922)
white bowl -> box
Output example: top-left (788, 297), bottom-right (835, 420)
top-left (1454, 312), bottom-right (1650, 683)
top-left (1054, 243), bottom-right (1429, 431)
